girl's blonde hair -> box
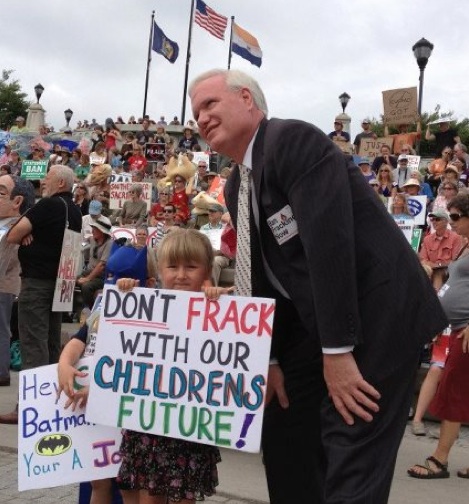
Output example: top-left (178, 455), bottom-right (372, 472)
top-left (157, 229), bottom-right (214, 274)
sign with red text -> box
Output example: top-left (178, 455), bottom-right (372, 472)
top-left (86, 286), bottom-right (274, 453)
top-left (145, 142), bottom-right (166, 162)
top-left (52, 229), bottom-right (83, 312)
top-left (18, 359), bottom-right (122, 491)
top-left (382, 87), bottom-right (418, 126)
top-left (109, 182), bottom-right (152, 211)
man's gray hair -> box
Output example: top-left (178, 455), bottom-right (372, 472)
top-left (50, 164), bottom-right (74, 191)
top-left (9, 175), bottom-right (35, 214)
top-left (455, 142), bottom-right (467, 153)
top-left (189, 69), bottom-right (268, 116)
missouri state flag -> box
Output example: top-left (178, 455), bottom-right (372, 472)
top-left (231, 23), bottom-right (262, 67)
top-left (152, 21), bottom-right (179, 63)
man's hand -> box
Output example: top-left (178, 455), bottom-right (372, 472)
top-left (265, 364), bottom-right (289, 409)
top-left (457, 327), bottom-right (469, 353)
top-left (323, 352), bottom-right (380, 425)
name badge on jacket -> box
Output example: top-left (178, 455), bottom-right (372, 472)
top-left (267, 205), bottom-right (299, 245)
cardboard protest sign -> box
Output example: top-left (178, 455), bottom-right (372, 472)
top-left (332, 139), bottom-right (353, 154)
top-left (87, 286), bottom-right (274, 453)
top-left (145, 142), bottom-right (166, 162)
top-left (382, 87), bottom-right (418, 126)
top-left (109, 182), bottom-right (152, 210)
top-left (358, 137), bottom-right (393, 161)
top-left (21, 160), bottom-right (48, 180)
top-left (199, 228), bottom-right (223, 250)
top-left (18, 359), bottom-right (122, 491)
top-left (52, 229), bottom-right (83, 312)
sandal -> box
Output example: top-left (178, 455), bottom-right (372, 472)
top-left (411, 421), bottom-right (426, 436)
top-left (407, 456), bottom-right (450, 479)
top-left (457, 468), bottom-right (469, 479)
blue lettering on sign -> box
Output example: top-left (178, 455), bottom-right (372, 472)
top-left (408, 199), bottom-right (423, 217)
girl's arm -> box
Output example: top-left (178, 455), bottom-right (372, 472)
top-left (57, 338), bottom-right (87, 400)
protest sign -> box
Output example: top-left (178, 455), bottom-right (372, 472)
top-left (52, 229), bottom-right (83, 312)
top-left (406, 155), bottom-right (421, 171)
top-left (411, 227), bottom-right (422, 253)
top-left (192, 152), bottom-right (210, 166)
top-left (358, 137), bottom-right (393, 161)
top-left (382, 87), bottom-right (418, 126)
top-left (199, 228), bottom-right (223, 250)
top-left (18, 358), bottom-right (122, 491)
top-left (208, 175), bottom-right (227, 206)
top-left (387, 195), bottom-right (426, 226)
top-left (87, 286), bottom-right (274, 453)
top-left (332, 139), bottom-right (353, 154)
top-left (111, 226), bottom-right (160, 247)
top-left (407, 195), bottom-right (427, 226)
top-left (110, 172), bottom-right (132, 184)
top-left (109, 182), bottom-right (152, 210)
top-left (393, 217), bottom-right (415, 245)
top-left (21, 160), bottom-right (48, 180)
top-left (145, 142), bottom-right (166, 162)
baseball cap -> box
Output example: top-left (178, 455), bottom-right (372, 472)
top-left (89, 200), bottom-right (103, 215)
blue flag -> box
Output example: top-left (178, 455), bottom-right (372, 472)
top-left (152, 21), bottom-right (179, 63)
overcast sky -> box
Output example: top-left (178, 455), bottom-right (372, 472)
top-left (3, 0), bottom-right (467, 137)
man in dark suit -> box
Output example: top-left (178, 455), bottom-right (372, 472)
top-left (189, 69), bottom-right (447, 504)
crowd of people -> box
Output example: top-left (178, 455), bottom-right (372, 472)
top-left (0, 69), bottom-right (468, 503)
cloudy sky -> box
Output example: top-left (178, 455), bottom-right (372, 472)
top-left (3, 0), bottom-right (468, 137)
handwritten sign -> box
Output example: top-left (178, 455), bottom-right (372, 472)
top-left (86, 286), bottom-right (274, 453)
top-left (52, 229), bottom-right (83, 312)
top-left (18, 359), bottom-right (122, 491)
top-left (382, 87), bottom-right (418, 126)
top-left (21, 160), bottom-right (48, 180)
top-left (406, 155), bottom-right (421, 171)
top-left (358, 137), bottom-right (394, 161)
top-left (109, 182), bottom-right (152, 211)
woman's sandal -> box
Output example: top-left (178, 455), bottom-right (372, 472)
top-left (457, 468), bottom-right (469, 479)
top-left (407, 456), bottom-right (450, 479)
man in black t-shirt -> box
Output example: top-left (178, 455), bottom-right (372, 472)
top-left (7, 165), bottom-right (82, 367)
top-left (425, 120), bottom-right (461, 157)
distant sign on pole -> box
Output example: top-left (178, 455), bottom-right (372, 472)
top-left (382, 87), bottom-right (418, 126)
top-left (21, 160), bottom-right (48, 180)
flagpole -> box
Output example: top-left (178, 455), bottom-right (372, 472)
top-left (143, 10), bottom-right (155, 118)
top-left (181, 0), bottom-right (195, 125)
top-left (227, 16), bottom-right (234, 69)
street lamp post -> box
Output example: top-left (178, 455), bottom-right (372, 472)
top-left (412, 38), bottom-right (434, 118)
top-left (339, 92), bottom-right (351, 114)
top-left (64, 108), bottom-right (73, 128)
top-left (412, 38), bottom-right (433, 154)
top-left (34, 83), bottom-right (44, 104)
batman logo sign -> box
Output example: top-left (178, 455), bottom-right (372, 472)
top-left (35, 434), bottom-right (72, 456)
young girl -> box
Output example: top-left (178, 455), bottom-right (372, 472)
top-left (58, 229), bottom-right (233, 503)
top-left (116, 229), bottom-right (233, 504)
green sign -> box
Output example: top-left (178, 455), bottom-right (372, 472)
top-left (411, 228), bottom-right (422, 253)
top-left (21, 160), bottom-right (48, 180)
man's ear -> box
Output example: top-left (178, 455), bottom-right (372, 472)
top-left (12, 195), bottom-right (23, 212)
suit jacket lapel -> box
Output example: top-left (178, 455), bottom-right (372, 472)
top-left (251, 118), bottom-right (269, 206)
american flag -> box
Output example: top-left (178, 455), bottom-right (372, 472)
top-left (194, 0), bottom-right (228, 40)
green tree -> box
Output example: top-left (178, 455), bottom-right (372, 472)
top-left (0, 70), bottom-right (29, 130)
